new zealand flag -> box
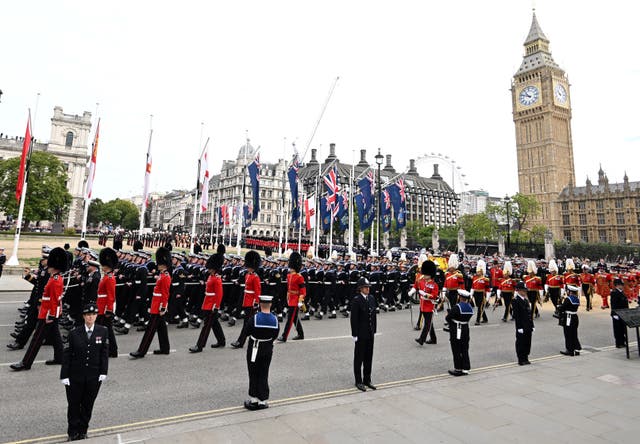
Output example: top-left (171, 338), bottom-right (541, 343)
top-left (320, 196), bottom-right (331, 232)
top-left (387, 178), bottom-right (407, 229)
top-left (288, 154), bottom-right (300, 227)
top-left (380, 188), bottom-right (392, 233)
top-left (247, 154), bottom-right (260, 220)
top-left (336, 191), bottom-right (349, 231)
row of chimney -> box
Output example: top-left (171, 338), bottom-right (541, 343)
top-left (306, 143), bottom-right (439, 179)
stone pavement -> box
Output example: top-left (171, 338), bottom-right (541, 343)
top-left (0, 274), bottom-right (33, 292)
top-left (78, 345), bottom-right (640, 444)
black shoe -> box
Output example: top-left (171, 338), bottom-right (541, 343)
top-left (129, 351), bottom-right (145, 359)
top-left (388, 306), bottom-right (396, 312)
top-left (277, 336), bottom-right (286, 343)
top-left (45, 359), bottom-right (62, 365)
top-left (501, 318), bottom-right (507, 322)
top-left (413, 326), bottom-right (421, 331)
top-left (560, 350), bottom-right (575, 356)
top-left (136, 325), bottom-right (147, 332)
top-left (244, 399), bottom-right (259, 410)
top-left (328, 313), bottom-right (337, 319)
top-left (480, 319), bottom-right (488, 324)
top-left (153, 349), bottom-right (170, 355)
top-left (176, 321), bottom-right (189, 329)
top-left (115, 327), bottom-right (129, 335)
top-left (227, 318), bottom-right (236, 327)
top-left (210, 342), bottom-right (225, 348)
top-left (10, 362), bottom-right (30, 371)
top-left (301, 313), bottom-right (310, 321)
top-left (518, 360), bottom-right (531, 366)
top-left (220, 313), bottom-right (229, 321)
top-left (292, 335), bottom-right (304, 341)
top-left (230, 341), bottom-right (242, 349)
top-left (109, 352), bottom-right (118, 358)
top-left (425, 339), bottom-right (437, 345)
top-left (448, 369), bottom-right (464, 377)
top-left (355, 383), bottom-right (366, 392)
top-left (341, 311), bottom-right (350, 318)
top-left (474, 322), bottom-right (481, 326)
top-left (314, 313), bottom-right (323, 320)
top-left (365, 383), bottom-right (377, 390)
top-left (189, 346), bottom-right (202, 353)
top-left (6, 342), bottom-right (23, 350)
top-left (10, 332), bottom-right (19, 339)
top-left (616, 344), bottom-right (626, 348)
top-left (415, 338), bottom-right (424, 346)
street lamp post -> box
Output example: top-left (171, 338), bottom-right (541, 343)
top-left (504, 195), bottom-right (511, 252)
top-left (375, 148), bottom-right (384, 256)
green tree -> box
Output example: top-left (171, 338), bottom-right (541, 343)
top-left (488, 193), bottom-right (540, 233)
top-left (101, 199), bottom-right (140, 229)
top-left (87, 198), bottom-right (105, 224)
top-left (457, 213), bottom-right (498, 241)
top-left (0, 151), bottom-right (72, 228)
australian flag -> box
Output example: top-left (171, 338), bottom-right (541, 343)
top-left (247, 154), bottom-right (260, 220)
top-left (320, 196), bottom-right (331, 232)
top-left (355, 194), bottom-right (373, 231)
top-left (336, 190), bottom-right (349, 231)
top-left (288, 154), bottom-right (300, 227)
top-left (387, 178), bottom-right (407, 229)
top-left (243, 204), bottom-right (252, 228)
top-left (323, 164), bottom-right (340, 213)
top-left (380, 188), bottom-right (392, 232)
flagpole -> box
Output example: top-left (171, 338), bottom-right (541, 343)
top-left (314, 163), bottom-right (320, 258)
top-left (191, 135), bottom-right (209, 254)
top-left (298, 189), bottom-right (304, 253)
top-left (139, 116), bottom-right (153, 232)
top-left (348, 149), bottom-right (355, 256)
top-left (284, 204), bottom-right (289, 252)
top-left (214, 189), bottom-right (221, 248)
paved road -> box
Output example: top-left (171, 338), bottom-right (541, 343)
top-left (0, 290), bottom-right (619, 443)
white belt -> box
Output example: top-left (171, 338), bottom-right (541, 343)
top-left (452, 319), bottom-right (468, 339)
top-left (42, 297), bottom-right (50, 301)
top-left (153, 292), bottom-right (162, 297)
top-left (205, 292), bottom-right (216, 296)
top-left (565, 311), bottom-right (577, 326)
top-left (245, 290), bottom-right (255, 294)
top-left (134, 280), bottom-right (142, 284)
top-left (97, 294), bottom-right (107, 298)
top-left (249, 336), bottom-right (272, 362)
top-left (171, 283), bottom-right (179, 286)
top-left (323, 282), bottom-right (333, 285)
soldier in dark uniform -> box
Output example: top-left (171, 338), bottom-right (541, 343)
top-left (445, 289), bottom-right (474, 376)
top-left (610, 278), bottom-right (628, 348)
top-left (322, 261), bottom-right (338, 319)
top-left (351, 277), bottom-right (377, 392)
top-left (558, 285), bottom-right (581, 356)
top-left (60, 303), bottom-right (109, 441)
top-left (512, 281), bottom-right (534, 365)
top-left (244, 295), bottom-right (279, 411)
top-left (384, 263), bottom-right (398, 311)
top-left (169, 252), bottom-right (189, 328)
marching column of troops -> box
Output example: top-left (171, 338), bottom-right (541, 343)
top-left (6, 242), bottom-right (639, 380)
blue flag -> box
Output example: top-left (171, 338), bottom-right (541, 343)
top-left (357, 171), bottom-right (374, 213)
top-left (320, 196), bottom-right (331, 232)
top-left (387, 179), bottom-right (407, 229)
top-left (336, 191), bottom-right (349, 231)
top-left (243, 204), bottom-right (252, 228)
top-left (380, 188), bottom-right (392, 233)
top-left (217, 207), bottom-right (224, 225)
top-left (247, 154), bottom-right (260, 220)
top-left (356, 193), bottom-right (374, 231)
top-left (288, 155), bottom-right (300, 227)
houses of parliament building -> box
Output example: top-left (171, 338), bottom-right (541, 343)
top-left (512, 11), bottom-right (640, 245)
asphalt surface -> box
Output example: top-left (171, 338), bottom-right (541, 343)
top-left (0, 291), bottom-right (619, 443)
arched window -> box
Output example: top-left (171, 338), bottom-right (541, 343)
top-left (65, 131), bottom-right (74, 147)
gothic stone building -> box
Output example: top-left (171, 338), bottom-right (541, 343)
top-left (0, 106), bottom-right (92, 228)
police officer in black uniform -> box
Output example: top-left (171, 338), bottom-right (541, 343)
top-left (445, 289), bottom-right (474, 376)
top-left (512, 281), bottom-right (534, 365)
top-left (350, 277), bottom-right (377, 392)
top-left (610, 278), bottom-right (629, 348)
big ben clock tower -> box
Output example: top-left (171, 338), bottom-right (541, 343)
top-left (512, 10), bottom-right (575, 237)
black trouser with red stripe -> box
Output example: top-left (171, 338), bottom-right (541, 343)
top-left (418, 311), bottom-right (436, 343)
top-left (96, 313), bottom-right (118, 356)
top-left (135, 314), bottom-right (169, 355)
top-left (281, 306), bottom-right (304, 341)
top-left (21, 319), bottom-right (63, 368)
top-left (195, 309), bottom-right (225, 348)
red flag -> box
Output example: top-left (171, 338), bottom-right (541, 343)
top-left (85, 119), bottom-right (100, 199)
top-left (16, 112), bottom-right (32, 202)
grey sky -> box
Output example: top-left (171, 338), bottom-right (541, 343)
top-left (1, 0), bottom-right (638, 201)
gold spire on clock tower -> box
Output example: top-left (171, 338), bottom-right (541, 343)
top-left (512, 9), bottom-right (576, 238)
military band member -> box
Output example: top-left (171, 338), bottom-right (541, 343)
top-left (96, 248), bottom-right (119, 358)
top-left (489, 259), bottom-right (503, 300)
top-left (524, 260), bottom-right (543, 320)
top-left (351, 278), bottom-right (377, 392)
top-left (558, 285), bottom-right (581, 356)
top-left (414, 260), bottom-right (438, 346)
top-left (513, 281), bottom-right (534, 365)
top-left (231, 250), bottom-right (262, 349)
top-left (580, 265), bottom-right (595, 311)
top-left (595, 267), bottom-right (613, 309)
top-left (610, 278), bottom-right (628, 348)
top-left (278, 252), bottom-right (306, 342)
top-left (130, 247), bottom-right (172, 358)
top-left (498, 261), bottom-right (516, 322)
top-left (60, 303), bottom-right (108, 441)
top-left (471, 260), bottom-right (490, 325)
top-left (11, 247), bottom-right (68, 371)
top-left (446, 289), bottom-right (474, 376)
top-left (244, 295), bottom-right (279, 411)
top-left (169, 252), bottom-right (189, 328)
top-left (443, 254), bottom-right (464, 329)
top-left (546, 259), bottom-right (564, 315)
top-left (190, 254), bottom-right (225, 352)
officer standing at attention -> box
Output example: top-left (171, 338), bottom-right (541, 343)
top-left (558, 284), bottom-right (582, 356)
top-left (60, 303), bottom-right (109, 441)
top-left (351, 277), bottom-right (377, 392)
top-left (512, 281), bottom-right (535, 365)
top-left (445, 289), bottom-right (474, 376)
top-left (244, 295), bottom-right (279, 411)
top-left (610, 278), bottom-right (629, 348)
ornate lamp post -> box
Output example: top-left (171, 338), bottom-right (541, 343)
top-left (504, 195), bottom-right (511, 252)
top-left (375, 148), bottom-right (384, 256)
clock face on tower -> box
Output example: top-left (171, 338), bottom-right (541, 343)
top-left (554, 84), bottom-right (568, 104)
top-left (518, 86), bottom-right (539, 106)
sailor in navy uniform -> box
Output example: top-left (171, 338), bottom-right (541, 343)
top-left (244, 295), bottom-right (279, 410)
top-left (445, 289), bottom-right (474, 376)
top-left (558, 285), bottom-right (582, 356)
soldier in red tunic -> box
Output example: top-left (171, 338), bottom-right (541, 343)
top-left (546, 259), bottom-right (565, 316)
top-left (96, 248), bottom-right (118, 358)
top-left (595, 267), bottom-right (613, 309)
top-left (414, 260), bottom-right (439, 346)
top-left (190, 253), bottom-right (225, 352)
top-left (231, 250), bottom-right (262, 349)
top-left (11, 247), bottom-right (68, 371)
top-left (580, 265), bottom-right (595, 311)
top-left (524, 260), bottom-right (543, 320)
top-left (498, 261), bottom-right (517, 322)
top-left (278, 252), bottom-right (306, 342)
top-left (130, 247), bottom-right (172, 358)
top-left (471, 260), bottom-right (490, 325)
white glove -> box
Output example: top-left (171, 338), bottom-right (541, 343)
top-left (61, 378), bottom-right (70, 386)
top-left (517, 328), bottom-right (524, 334)
top-left (532, 328), bottom-right (535, 333)
top-left (613, 315), bottom-right (619, 320)
top-left (297, 302), bottom-right (303, 308)
top-left (352, 336), bottom-right (358, 342)
top-left (98, 374), bottom-right (107, 382)
top-left (408, 288), bottom-right (416, 297)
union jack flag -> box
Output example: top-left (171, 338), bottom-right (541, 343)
top-left (254, 154), bottom-right (261, 181)
top-left (341, 190), bottom-right (349, 211)
top-left (323, 165), bottom-right (340, 208)
top-left (383, 189), bottom-right (391, 210)
top-left (397, 178), bottom-right (406, 202)
top-left (367, 170), bottom-right (375, 193)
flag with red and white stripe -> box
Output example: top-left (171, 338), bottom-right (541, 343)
top-left (200, 148), bottom-right (209, 212)
top-left (85, 119), bottom-right (100, 200)
top-left (305, 194), bottom-right (316, 231)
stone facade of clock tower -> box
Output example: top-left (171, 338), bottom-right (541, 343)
top-left (512, 11), bottom-right (576, 238)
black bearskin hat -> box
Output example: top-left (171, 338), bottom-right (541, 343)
top-left (48, 247), bottom-right (69, 273)
top-left (206, 253), bottom-right (224, 271)
top-left (244, 250), bottom-right (261, 270)
top-left (155, 247), bottom-right (171, 267)
top-left (265, 247), bottom-right (273, 257)
top-left (77, 240), bottom-right (89, 249)
top-left (133, 240), bottom-right (143, 251)
top-left (421, 260), bottom-right (436, 277)
top-left (288, 251), bottom-right (302, 272)
top-left (217, 244), bottom-right (226, 255)
top-left (99, 247), bottom-right (118, 269)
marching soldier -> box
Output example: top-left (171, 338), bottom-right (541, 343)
top-left (189, 254), bottom-right (225, 352)
top-left (445, 289), bottom-right (474, 376)
top-left (610, 278), bottom-right (628, 348)
top-left (546, 259), bottom-right (564, 316)
top-left (513, 281), bottom-right (534, 365)
top-left (443, 254), bottom-right (464, 328)
top-left (414, 260), bottom-right (439, 346)
top-left (96, 248), bottom-right (118, 358)
top-left (231, 250), bottom-right (262, 349)
top-left (595, 267), bottom-right (613, 309)
top-left (524, 260), bottom-right (543, 320)
top-left (277, 252), bottom-right (305, 342)
top-left (129, 247), bottom-right (172, 358)
top-left (498, 261), bottom-right (516, 322)
top-left (580, 265), bottom-right (595, 311)
top-left (244, 295), bottom-right (279, 410)
top-left (557, 285), bottom-right (581, 356)
top-left (471, 260), bottom-right (490, 325)
top-left (169, 252), bottom-right (189, 328)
